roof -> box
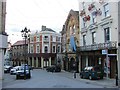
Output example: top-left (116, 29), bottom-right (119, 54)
top-left (41, 28), bottom-right (56, 32)
top-left (12, 40), bottom-right (28, 46)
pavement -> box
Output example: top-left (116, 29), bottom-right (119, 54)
top-left (55, 70), bottom-right (118, 88)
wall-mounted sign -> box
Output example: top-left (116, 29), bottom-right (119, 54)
top-left (102, 50), bottom-right (107, 55)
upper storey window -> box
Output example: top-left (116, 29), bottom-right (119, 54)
top-left (104, 3), bottom-right (110, 17)
top-left (104, 27), bottom-right (110, 42)
top-left (44, 36), bottom-right (49, 41)
top-left (52, 36), bottom-right (56, 42)
top-left (44, 46), bottom-right (48, 53)
top-left (73, 25), bottom-right (76, 34)
top-left (36, 36), bottom-right (39, 42)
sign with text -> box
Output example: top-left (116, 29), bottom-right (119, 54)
top-left (102, 50), bottom-right (107, 55)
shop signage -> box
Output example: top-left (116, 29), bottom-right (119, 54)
top-left (102, 50), bottom-right (107, 55)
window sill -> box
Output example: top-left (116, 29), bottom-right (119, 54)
top-left (101, 15), bottom-right (111, 21)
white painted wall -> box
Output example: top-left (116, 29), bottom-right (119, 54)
top-left (79, 1), bottom-right (118, 46)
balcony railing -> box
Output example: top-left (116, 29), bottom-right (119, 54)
top-left (77, 41), bottom-right (117, 51)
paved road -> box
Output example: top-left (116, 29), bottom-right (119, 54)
top-left (2, 69), bottom-right (118, 88)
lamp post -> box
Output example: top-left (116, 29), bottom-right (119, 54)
top-left (21, 27), bottom-right (30, 64)
top-left (21, 27), bottom-right (30, 80)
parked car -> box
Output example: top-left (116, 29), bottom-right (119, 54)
top-left (16, 64), bottom-right (31, 79)
top-left (10, 66), bottom-right (21, 75)
top-left (80, 66), bottom-right (104, 80)
top-left (4, 65), bottom-right (12, 73)
top-left (46, 65), bottom-right (61, 72)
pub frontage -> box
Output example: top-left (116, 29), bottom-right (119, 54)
top-left (77, 41), bottom-right (117, 78)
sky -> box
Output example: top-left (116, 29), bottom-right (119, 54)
top-left (6, 0), bottom-right (79, 44)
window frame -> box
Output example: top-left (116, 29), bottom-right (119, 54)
top-left (104, 3), bottom-right (110, 17)
top-left (104, 27), bottom-right (110, 42)
top-left (83, 35), bottom-right (86, 46)
top-left (92, 32), bottom-right (96, 44)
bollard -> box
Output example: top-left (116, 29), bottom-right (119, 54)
top-left (73, 71), bottom-right (76, 78)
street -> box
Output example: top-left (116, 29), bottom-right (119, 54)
top-left (2, 69), bottom-right (118, 88)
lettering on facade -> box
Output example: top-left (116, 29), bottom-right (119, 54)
top-left (77, 41), bottom-right (117, 51)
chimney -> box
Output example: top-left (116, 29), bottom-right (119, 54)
top-left (42, 25), bottom-right (46, 31)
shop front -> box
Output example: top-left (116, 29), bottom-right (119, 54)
top-left (77, 41), bottom-right (117, 78)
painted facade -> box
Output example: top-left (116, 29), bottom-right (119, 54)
top-left (78, 1), bottom-right (118, 78)
top-left (27, 26), bottom-right (62, 68)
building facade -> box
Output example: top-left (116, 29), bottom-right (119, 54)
top-left (61, 9), bottom-right (80, 72)
top-left (4, 42), bottom-right (12, 66)
top-left (27, 26), bottom-right (61, 68)
top-left (0, 1), bottom-right (7, 80)
top-left (78, 1), bottom-right (118, 78)
top-left (11, 40), bottom-right (28, 66)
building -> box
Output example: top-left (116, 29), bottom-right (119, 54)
top-left (61, 9), bottom-right (80, 72)
top-left (4, 42), bottom-right (12, 66)
top-left (11, 40), bottom-right (28, 66)
top-left (0, 1), bottom-right (7, 80)
top-left (118, 0), bottom-right (120, 87)
top-left (78, 1), bottom-right (119, 78)
top-left (27, 26), bottom-right (61, 68)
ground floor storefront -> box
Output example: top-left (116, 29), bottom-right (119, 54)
top-left (76, 41), bottom-right (117, 79)
top-left (79, 49), bottom-right (117, 78)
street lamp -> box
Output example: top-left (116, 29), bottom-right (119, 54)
top-left (21, 27), bottom-right (30, 80)
top-left (21, 27), bottom-right (30, 64)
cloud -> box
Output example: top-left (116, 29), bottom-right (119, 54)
top-left (6, 0), bottom-right (79, 44)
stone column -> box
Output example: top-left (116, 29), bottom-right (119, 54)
top-left (41, 57), bottom-right (44, 68)
top-left (32, 57), bottom-right (34, 68)
top-left (36, 57), bottom-right (38, 68)
top-left (49, 57), bottom-right (51, 66)
top-left (86, 56), bottom-right (88, 67)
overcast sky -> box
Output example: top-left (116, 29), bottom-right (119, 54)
top-left (6, 0), bottom-right (79, 44)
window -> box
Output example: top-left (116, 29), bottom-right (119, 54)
top-left (30, 45), bottom-right (33, 53)
top-left (57, 37), bottom-right (60, 41)
top-left (73, 25), bottom-right (76, 34)
top-left (70, 26), bottom-right (72, 35)
top-left (53, 46), bottom-right (55, 53)
top-left (44, 36), bottom-right (48, 41)
top-left (52, 36), bottom-right (56, 42)
top-left (83, 35), bottom-right (86, 46)
top-left (82, 2), bottom-right (85, 9)
top-left (44, 46), bottom-right (48, 53)
top-left (57, 46), bottom-right (60, 53)
top-left (37, 45), bottom-right (40, 53)
top-left (104, 3), bottom-right (110, 17)
top-left (82, 18), bottom-right (86, 28)
top-left (92, 32), bottom-right (96, 44)
top-left (37, 36), bottom-right (39, 42)
top-left (104, 27), bottom-right (110, 42)
top-left (91, 14), bottom-right (96, 24)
